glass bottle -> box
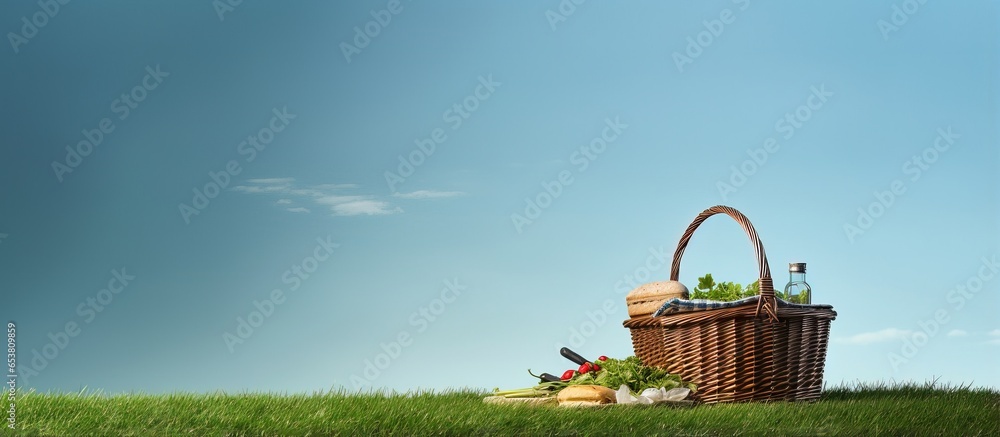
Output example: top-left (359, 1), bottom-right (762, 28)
top-left (783, 263), bottom-right (811, 304)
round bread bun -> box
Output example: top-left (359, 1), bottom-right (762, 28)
top-left (626, 280), bottom-right (689, 317)
top-left (557, 385), bottom-right (617, 407)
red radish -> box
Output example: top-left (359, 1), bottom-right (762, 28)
top-left (592, 364), bottom-right (601, 372)
top-left (578, 362), bottom-right (593, 374)
top-left (597, 356), bottom-right (608, 361)
top-left (561, 370), bottom-right (576, 381)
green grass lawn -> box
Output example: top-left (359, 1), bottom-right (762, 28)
top-left (3, 382), bottom-right (998, 436)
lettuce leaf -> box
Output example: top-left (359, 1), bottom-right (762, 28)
top-left (568, 356), bottom-right (696, 394)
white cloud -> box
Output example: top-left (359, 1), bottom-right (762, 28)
top-left (315, 195), bottom-right (366, 205)
top-left (232, 178), bottom-right (403, 216)
top-left (286, 188), bottom-right (325, 197)
top-left (835, 328), bottom-right (912, 345)
top-left (233, 179), bottom-right (458, 217)
top-left (314, 183), bottom-right (358, 190)
top-left (246, 178), bottom-right (295, 185)
top-left (331, 200), bottom-right (402, 216)
top-left (989, 329), bottom-right (1000, 337)
top-left (946, 329), bottom-right (968, 337)
top-left (392, 190), bottom-right (465, 199)
top-left (315, 195), bottom-right (402, 216)
top-left (232, 184), bottom-right (290, 194)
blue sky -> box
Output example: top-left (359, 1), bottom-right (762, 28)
top-left (1, 1), bottom-right (997, 395)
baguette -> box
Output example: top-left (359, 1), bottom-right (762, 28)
top-left (557, 385), bottom-right (617, 407)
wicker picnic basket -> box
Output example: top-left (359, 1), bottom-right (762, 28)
top-left (623, 205), bottom-right (837, 404)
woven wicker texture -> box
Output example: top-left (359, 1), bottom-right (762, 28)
top-left (623, 205), bottom-right (837, 403)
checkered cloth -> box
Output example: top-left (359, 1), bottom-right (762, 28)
top-left (651, 295), bottom-right (834, 317)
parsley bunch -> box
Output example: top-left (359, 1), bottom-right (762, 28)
top-left (688, 273), bottom-right (760, 301)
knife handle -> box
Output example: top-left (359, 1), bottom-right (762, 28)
top-left (538, 373), bottom-right (561, 383)
top-left (560, 347), bottom-right (590, 365)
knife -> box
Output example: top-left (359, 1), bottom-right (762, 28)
top-left (559, 347), bottom-right (590, 366)
top-left (538, 373), bottom-right (561, 383)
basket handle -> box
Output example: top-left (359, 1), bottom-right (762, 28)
top-left (668, 205), bottom-right (779, 322)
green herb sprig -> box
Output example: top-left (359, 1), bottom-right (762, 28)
top-left (689, 273), bottom-right (759, 301)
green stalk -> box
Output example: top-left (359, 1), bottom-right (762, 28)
top-left (493, 381), bottom-right (567, 398)
top-left (492, 388), bottom-right (549, 398)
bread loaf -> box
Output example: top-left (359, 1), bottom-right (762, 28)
top-left (556, 385), bottom-right (617, 407)
top-left (625, 280), bottom-right (689, 317)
